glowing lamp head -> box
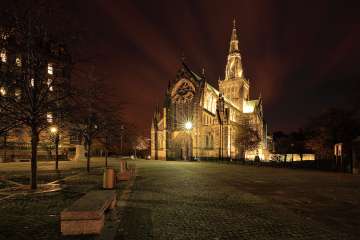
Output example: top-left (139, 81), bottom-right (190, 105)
top-left (185, 121), bottom-right (193, 130)
top-left (50, 126), bottom-right (58, 134)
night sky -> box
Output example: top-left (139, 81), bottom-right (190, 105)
top-left (63, 0), bottom-right (360, 135)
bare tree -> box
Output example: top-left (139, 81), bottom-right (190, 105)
top-left (235, 115), bottom-right (261, 158)
top-left (0, 3), bottom-right (71, 189)
top-left (305, 108), bottom-right (359, 162)
top-left (70, 72), bottom-right (113, 172)
top-left (98, 112), bottom-right (124, 167)
top-left (134, 135), bottom-right (149, 158)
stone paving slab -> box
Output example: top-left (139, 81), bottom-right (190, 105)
top-left (114, 160), bottom-right (358, 240)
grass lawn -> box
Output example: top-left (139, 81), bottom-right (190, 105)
top-left (0, 158), bottom-right (126, 240)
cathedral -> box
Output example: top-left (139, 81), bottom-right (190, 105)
top-left (151, 21), bottom-right (270, 161)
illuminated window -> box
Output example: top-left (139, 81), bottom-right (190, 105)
top-left (0, 87), bottom-right (6, 96)
top-left (0, 33), bottom-right (8, 40)
top-left (15, 89), bottom-right (21, 99)
top-left (15, 57), bottom-right (22, 67)
top-left (243, 102), bottom-right (254, 113)
top-left (205, 134), bottom-right (214, 149)
top-left (47, 79), bottom-right (53, 91)
top-left (30, 78), bottom-right (34, 87)
top-left (210, 97), bottom-right (214, 113)
top-left (0, 50), bottom-right (6, 63)
top-left (204, 94), bottom-right (208, 109)
top-left (48, 63), bottom-right (53, 75)
top-left (212, 98), bottom-right (216, 113)
top-left (47, 113), bottom-right (53, 123)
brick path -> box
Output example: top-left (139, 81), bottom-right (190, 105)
top-left (114, 160), bottom-right (359, 240)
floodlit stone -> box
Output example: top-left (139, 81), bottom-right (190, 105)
top-left (60, 190), bottom-right (116, 235)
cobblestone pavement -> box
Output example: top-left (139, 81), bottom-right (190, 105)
top-left (115, 160), bottom-right (360, 240)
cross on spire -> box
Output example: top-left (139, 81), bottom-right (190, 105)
top-left (230, 19), bottom-right (239, 50)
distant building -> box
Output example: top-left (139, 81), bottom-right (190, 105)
top-left (0, 29), bottom-right (76, 161)
top-left (151, 21), bottom-right (270, 161)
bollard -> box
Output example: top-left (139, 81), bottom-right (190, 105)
top-left (103, 168), bottom-right (115, 189)
top-left (118, 160), bottom-right (131, 181)
top-left (120, 160), bottom-right (127, 173)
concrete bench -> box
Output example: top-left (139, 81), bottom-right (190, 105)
top-left (117, 160), bottom-right (136, 181)
top-left (60, 190), bottom-right (116, 235)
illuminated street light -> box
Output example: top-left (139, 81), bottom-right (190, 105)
top-left (0, 87), bottom-right (6, 96)
top-left (185, 121), bottom-right (193, 130)
top-left (50, 126), bottom-right (58, 134)
top-left (49, 125), bottom-right (60, 170)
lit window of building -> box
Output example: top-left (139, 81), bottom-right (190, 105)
top-left (48, 63), bottom-right (53, 75)
top-left (0, 33), bottom-right (8, 40)
top-left (47, 113), bottom-right (53, 123)
top-left (204, 94), bottom-right (208, 109)
top-left (0, 87), bottom-right (6, 96)
top-left (212, 98), bottom-right (216, 113)
top-left (243, 102), bottom-right (254, 113)
top-left (0, 50), bottom-right (6, 63)
top-left (30, 78), bottom-right (34, 87)
top-left (15, 89), bottom-right (21, 99)
top-left (15, 57), bottom-right (22, 67)
top-left (47, 79), bottom-right (53, 91)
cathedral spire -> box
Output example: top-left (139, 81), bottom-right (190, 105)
top-left (225, 19), bottom-right (244, 80)
top-left (229, 19), bottom-right (239, 54)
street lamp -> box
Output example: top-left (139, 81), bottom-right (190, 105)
top-left (50, 126), bottom-right (58, 134)
top-left (49, 126), bottom-right (60, 170)
top-left (184, 121), bottom-right (193, 130)
top-left (184, 121), bottom-right (193, 160)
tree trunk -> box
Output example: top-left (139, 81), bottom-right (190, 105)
top-left (30, 128), bottom-right (39, 190)
top-left (87, 142), bottom-right (91, 172)
top-left (3, 134), bottom-right (7, 162)
top-left (55, 135), bottom-right (59, 171)
top-left (105, 149), bottom-right (108, 167)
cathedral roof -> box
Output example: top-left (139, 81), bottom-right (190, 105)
top-left (205, 82), bottom-right (241, 112)
top-left (181, 61), bottom-right (203, 82)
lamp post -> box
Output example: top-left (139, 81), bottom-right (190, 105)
top-left (50, 126), bottom-right (59, 170)
top-left (184, 121), bottom-right (193, 160)
top-left (2, 132), bottom-right (7, 162)
top-left (120, 125), bottom-right (125, 156)
top-left (104, 135), bottom-right (111, 168)
top-left (185, 121), bottom-right (193, 159)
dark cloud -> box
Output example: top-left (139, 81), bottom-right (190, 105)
top-left (62, 0), bottom-right (360, 134)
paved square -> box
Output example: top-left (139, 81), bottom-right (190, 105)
top-left (115, 160), bottom-right (360, 240)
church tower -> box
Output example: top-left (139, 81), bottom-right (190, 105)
top-left (219, 20), bottom-right (249, 109)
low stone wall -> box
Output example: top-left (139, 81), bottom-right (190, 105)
top-left (0, 149), bottom-right (68, 162)
top-left (270, 154), bottom-right (315, 162)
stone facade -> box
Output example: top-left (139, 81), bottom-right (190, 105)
top-left (151, 22), bottom-right (269, 161)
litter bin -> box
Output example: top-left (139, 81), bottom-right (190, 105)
top-left (103, 168), bottom-right (115, 189)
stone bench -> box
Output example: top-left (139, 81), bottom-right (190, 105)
top-left (60, 190), bottom-right (116, 235)
top-left (117, 160), bottom-right (136, 181)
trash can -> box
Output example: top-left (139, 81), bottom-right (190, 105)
top-left (103, 168), bottom-right (115, 189)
